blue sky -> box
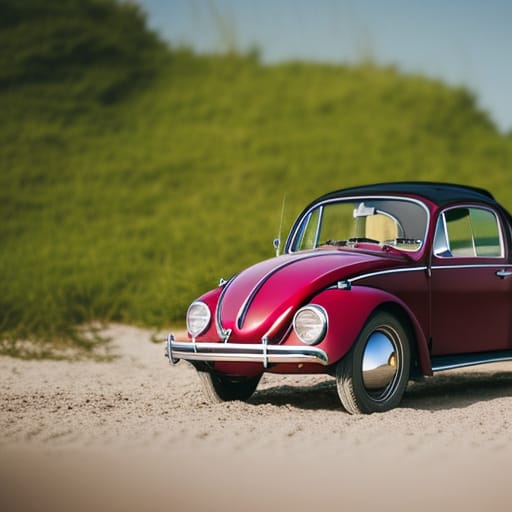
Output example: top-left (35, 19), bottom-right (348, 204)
top-left (137, 0), bottom-right (512, 133)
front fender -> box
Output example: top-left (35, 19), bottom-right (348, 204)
top-left (306, 286), bottom-right (432, 375)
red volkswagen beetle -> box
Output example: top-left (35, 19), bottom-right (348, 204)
top-left (167, 182), bottom-right (512, 413)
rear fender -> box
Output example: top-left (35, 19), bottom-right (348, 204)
top-left (308, 286), bottom-right (432, 375)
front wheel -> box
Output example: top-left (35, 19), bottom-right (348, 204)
top-left (336, 311), bottom-right (411, 414)
top-left (198, 371), bottom-right (262, 403)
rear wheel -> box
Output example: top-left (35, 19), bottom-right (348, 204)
top-left (336, 311), bottom-right (411, 414)
top-left (198, 371), bottom-right (262, 403)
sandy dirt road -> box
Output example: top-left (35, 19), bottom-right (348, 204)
top-left (1, 324), bottom-right (512, 511)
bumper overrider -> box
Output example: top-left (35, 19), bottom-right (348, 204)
top-left (165, 334), bottom-right (329, 369)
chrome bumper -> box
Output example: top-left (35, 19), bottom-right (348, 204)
top-left (166, 334), bottom-right (329, 368)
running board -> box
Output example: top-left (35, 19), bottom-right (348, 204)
top-left (431, 350), bottom-right (512, 372)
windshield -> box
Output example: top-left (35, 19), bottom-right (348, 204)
top-left (290, 198), bottom-right (428, 253)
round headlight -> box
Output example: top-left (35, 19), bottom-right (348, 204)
top-left (186, 301), bottom-right (211, 337)
top-left (293, 305), bottom-right (328, 345)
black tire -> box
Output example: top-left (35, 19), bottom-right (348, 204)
top-left (198, 371), bottom-right (262, 403)
top-left (336, 311), bottom-right (411, 414)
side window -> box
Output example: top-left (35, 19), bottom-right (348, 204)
top-left (434, 207), bottom-right (502, 258)
top-left (445, 208), bottom-right (474, 256)
top-left (471, 208), bottom-right (502, 256)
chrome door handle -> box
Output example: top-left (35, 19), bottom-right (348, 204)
top-left (496, 269), bottom-right (512, 278)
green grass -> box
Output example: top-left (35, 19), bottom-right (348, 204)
top-left (2, 0), bottom-right (512, 351)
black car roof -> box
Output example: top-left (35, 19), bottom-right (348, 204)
top-left (316, 181), bottom-right (496, 207)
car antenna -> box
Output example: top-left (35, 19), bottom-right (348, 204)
top-left (273, 194), bottom-right (287, 256)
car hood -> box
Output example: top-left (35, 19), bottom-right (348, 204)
top-left (216, 249), bottom-right (407, 342)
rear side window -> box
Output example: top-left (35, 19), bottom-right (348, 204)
top-left (434, 207), bottom-right (503, 258)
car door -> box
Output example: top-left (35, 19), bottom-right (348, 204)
top-left (430, 205), bottom-right (512, 355)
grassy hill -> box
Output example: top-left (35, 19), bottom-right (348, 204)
top-left (2, 0), bottom-right (512, 353)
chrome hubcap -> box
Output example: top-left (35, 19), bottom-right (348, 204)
top-left (362, 330), bottom-right (398, 398)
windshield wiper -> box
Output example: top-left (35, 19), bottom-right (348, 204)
top-left (321, 239), bottom-right (348, 247)
top-left (321, 237), bottom-right (381, 247)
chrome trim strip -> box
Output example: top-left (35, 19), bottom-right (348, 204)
top-left (350, 264), bottom-right (509, 284)
top-left (167, 338), bottom-right (329, 366)
top-left (435, 204), bottom-right (505, 259)
top-left (431, 350), bottom-right (512, 372)
top-left (314, 205), bottom-right (324, 247)
top-left (328, 263), bottom-right (510, 287)
top-left (287, 195), bottom-right (430, 253)
top-left (215, 274), bottom-right (238, 339)
top-left (348, 266), bottom-right (428, 284)
top-left (235, 252), bottom-right (340, 330)
top-left (431, 263), bottom-right (510, 271)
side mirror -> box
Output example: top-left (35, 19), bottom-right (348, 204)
top-left (273, 238), bottom-right (281, 256)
